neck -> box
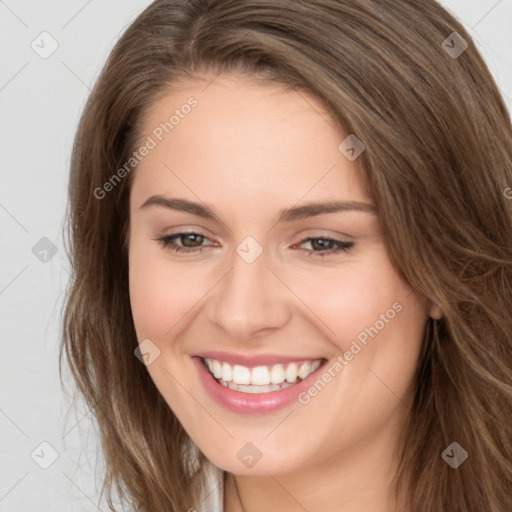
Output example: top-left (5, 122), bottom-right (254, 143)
top-left (223, 417), bottom-right (410, 512)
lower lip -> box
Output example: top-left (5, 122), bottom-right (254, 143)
top-left (192, 356), bottom-right (326, 415)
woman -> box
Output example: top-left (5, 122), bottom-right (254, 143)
top-left (60, 0), bottom-right (512, 510)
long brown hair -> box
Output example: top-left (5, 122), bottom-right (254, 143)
top-left (60, 1), bottom-right (512, 510)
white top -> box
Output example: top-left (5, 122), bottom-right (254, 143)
top-left (198, 463), bottom-right (224, 511)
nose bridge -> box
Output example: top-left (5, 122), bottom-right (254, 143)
top-left (207, 239), bottom-right (290, 338)
top-left (228, 255), bottom-right (265, 303)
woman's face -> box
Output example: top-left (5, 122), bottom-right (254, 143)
top-left (128, 73), bottom-right (435, 476)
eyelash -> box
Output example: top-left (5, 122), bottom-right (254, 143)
top-left (154, 232), bottom-right (355, 257)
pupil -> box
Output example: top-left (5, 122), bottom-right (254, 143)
top-left (313, 238), bottom-right (331, 250)
top-left (183, 234), bottom-right (203, 247)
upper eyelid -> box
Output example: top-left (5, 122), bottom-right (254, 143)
top-left (164, 231), bottom-right (217, 244)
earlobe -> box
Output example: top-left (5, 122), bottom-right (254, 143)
top-left (428, 302), bottom-right (443, 320)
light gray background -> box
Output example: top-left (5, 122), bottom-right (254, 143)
top-left (0, 1), bottom-right (511, 510)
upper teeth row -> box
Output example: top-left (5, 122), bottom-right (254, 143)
top-left (204, 358), bottom-right (322, 386)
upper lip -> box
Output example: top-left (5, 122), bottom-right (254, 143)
top-left (193, 351), bottom-right (326, 369)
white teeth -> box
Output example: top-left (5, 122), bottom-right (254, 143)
top-left (270, 364), bottom-right (285, 384)
top-left (298, 362), bottom-right (312, 379)
top-left (221, 362), bottom-right (232, 382)
top-left (239, 383), bottom-right (280, 393)
top-left (232, 365), bottom-right (251, 385)
top-left (203, 357), bottom-right (324, 391)
top-left (212, 360), bottom-right (222, 379)
top-left (251, 366), bottom-right (270, 385)
top-left (226, 382), bottom-right (283, 393)
top-left (285, 362), bottom-right (298, 383)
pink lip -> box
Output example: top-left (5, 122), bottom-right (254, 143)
top-left (192, 356), bottom-right (327, 415)
top-left (193, 350), bottom-right (324, 369)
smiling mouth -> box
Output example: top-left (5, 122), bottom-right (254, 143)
top-left (201, 357), bottom-right (326, 394)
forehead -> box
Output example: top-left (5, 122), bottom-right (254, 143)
top-left (130, 73), bottom-right (369, 214)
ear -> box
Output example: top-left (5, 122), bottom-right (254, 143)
top-left (428, 301), bottom-right (443, 320)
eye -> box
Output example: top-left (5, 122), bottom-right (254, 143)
top-left (155, 232), bottom-right (215, 253)
top-left (292, 236), bottom-right (355, 257)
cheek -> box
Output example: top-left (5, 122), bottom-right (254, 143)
top-left (128, 244), bottom-right (203, 340)
top-left (284, 260), bottom-right (411, 348)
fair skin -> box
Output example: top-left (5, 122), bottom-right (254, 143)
top-left (128, 73), bottom-right (441, 512)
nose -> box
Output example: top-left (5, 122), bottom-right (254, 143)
top-left (205, 245), bottom-right (292, 340)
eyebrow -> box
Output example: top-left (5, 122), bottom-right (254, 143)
top-left (139, 195), bottom-right (377, 223)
